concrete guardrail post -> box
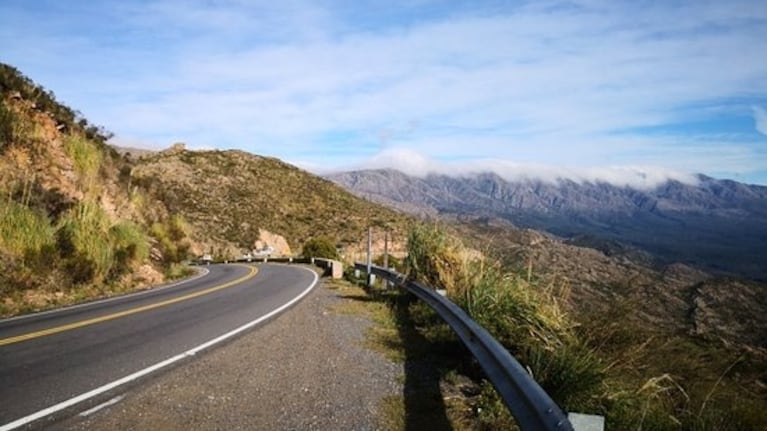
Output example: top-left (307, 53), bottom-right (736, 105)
top-left (330, 260), bottom-right (343, 279)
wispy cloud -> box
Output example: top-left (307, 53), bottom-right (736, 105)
top-left (1, 0), bottom-right (766, 184)
top-left (754, 106), bottom-right (767, 136)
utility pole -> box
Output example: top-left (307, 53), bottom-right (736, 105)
top-left (383, 229), bottom-right (389, 270)
top-left (366, 227), bottom-right (373, 287)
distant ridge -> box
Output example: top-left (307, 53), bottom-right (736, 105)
top-left (328, 168), bottom-right (767, 280)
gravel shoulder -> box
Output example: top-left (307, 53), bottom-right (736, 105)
top-left (55, 271), bottom-right (402, 431)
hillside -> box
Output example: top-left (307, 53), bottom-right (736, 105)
top-left (0, 64), bottom-right (412, 316)
top-left (130, 146), bottom-right (412, 259)
top-left (329, 169), bottom-right (767, 280)
top-left (0, 63), bottom-right (191, 316)
top-left (454, 217), bottom-right (767, 350)
top-left (331, 169), bottom-right (767, 425)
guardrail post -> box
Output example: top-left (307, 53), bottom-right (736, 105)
top-left (568, 413), bottom-right (604, 431)
top-left (330, 260), bottom-right (343, 279)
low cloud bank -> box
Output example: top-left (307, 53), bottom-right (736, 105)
top-left (351, 148), bottom-right (700, 190)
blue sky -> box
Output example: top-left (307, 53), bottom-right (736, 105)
top-left (2, 0), bottom-right (767, 186)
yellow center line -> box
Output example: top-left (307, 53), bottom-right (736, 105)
top-left (0, 266), bottom-right (258, 347)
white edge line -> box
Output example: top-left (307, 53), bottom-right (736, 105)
top-left (0, 268), bottom-right (210, 324)
top-left (0, 266), bottom-right (319, 431)
top-left (78, 395), bottom-right (124, 417)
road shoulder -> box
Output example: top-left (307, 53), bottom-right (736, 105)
top-left (55, 274), bottom-right (402, 431)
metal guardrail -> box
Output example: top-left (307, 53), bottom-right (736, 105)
top-left (355, 263), bottom-right (574, 431)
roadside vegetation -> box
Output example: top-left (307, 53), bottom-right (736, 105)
top-left (301, 237), bottom-right (339, 260)
top-left (348, 223), bottom-right (767, 430)
top-left (0, 64), bottom-right (194, 317)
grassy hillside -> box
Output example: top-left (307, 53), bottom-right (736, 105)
top-left (0, 64), bottom-right (193, 316)
top-left (385, 222), bottom-right (767, 430)
top-left (453, 219), bottom-right (767, 428)
top-left (130, 147), bottom-right (412, 258)
top-left (0, 63), bottom-right (413, 316)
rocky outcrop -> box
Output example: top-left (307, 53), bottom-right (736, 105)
top-left (255, 229), bottom-right (292, 257)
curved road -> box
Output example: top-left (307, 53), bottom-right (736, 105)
top-left (0, 263), bottom-right (318, 430)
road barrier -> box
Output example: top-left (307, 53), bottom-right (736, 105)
top-left (228, 256), bottom-right (343, 278)
top-left (355, 263), bottom-right (575, 431)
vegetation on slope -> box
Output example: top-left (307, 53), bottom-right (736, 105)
top-left (130, 148), bottom-right (412, 257)
top-left (1, 63), bottom-right (409, 316)
top-left (389, 223), bottom-right (767, 430)
top-left (0, 63), bottom-right (193, 316)
top-left (301, 237), bottom-right (340, 260)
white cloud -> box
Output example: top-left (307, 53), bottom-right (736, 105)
top-left (345, 147), bottom-right (699, 189)
top-left (2, 0), bottom-right (767, 183)
top-left (754, 106), bottom-right (767, 136)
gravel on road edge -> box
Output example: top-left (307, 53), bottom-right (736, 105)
top-left (54, 272), bottom-right (402, 431)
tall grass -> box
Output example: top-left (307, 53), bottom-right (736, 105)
top-left (150, 214), bottom-right (191, 264)
top-left (0, 200), bottom-right (55, 261)
top-left (405, 223), bottom-right (604, 414)
top-left (109, 221), bottom-right (149, 277)
top-left (63, 135), bottom-right (102, 193)
top-left (57, 201), bottom-right (113, 283)
top-left (404, 223), bottom-right (767, 430)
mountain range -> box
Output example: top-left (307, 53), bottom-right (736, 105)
top-left (329, 169), bottom-right (767, 280)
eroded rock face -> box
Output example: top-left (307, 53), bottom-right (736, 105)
top-left (254, 229), bottom-right (292, 257)
top-left (161, 142), bottom-right (187, 156)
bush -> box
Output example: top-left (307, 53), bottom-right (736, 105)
top-left (302, 237), bottom-right (339, 259)
top-left (150, 214), bottom-right (191, 264)
top-left (373, 254), bottom-right (404, 272)
top-left (0, 200), bottom-right (55, 262)
top-left (405, 223), bottom-right (605, 416)
top-left (0, 100), bottom-right (16, 151)
top-left (405, 223), bottom-right (468, 293)
top-left (63, 135), bottom-right (102, 191)
top-left (108, 222), bottom-right (149, 278)
top-left (56, 202), bottom-right (113, 284)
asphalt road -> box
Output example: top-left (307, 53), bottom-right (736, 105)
top-left (0, 263), bottom-right (318, 429)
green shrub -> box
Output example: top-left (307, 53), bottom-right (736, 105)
top-left (0, 200), bottom-right (55, 262)
top-left (164, 262), bottom-right (196, 280)
top-left (302, 237), bottom-right (339, 259)
top-left (405, 223), bottom-right (469, 293)
top-left (373, 254), bottom-right (404, 272)
top-left (150, 214), bottom-right (191, 264)
top-left (108, 221), bottom-right (149, 278)
top-left (56, 201), bottom-right (113, 284)
top-left (405, 223), bottom-right (605, 418)
top-left (0, 100), bottom-right (16, 151)
top-left (63, 135), bottom-right (102, 190)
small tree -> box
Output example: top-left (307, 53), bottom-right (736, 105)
top-left (302, 237), bottom-right (338, 259)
